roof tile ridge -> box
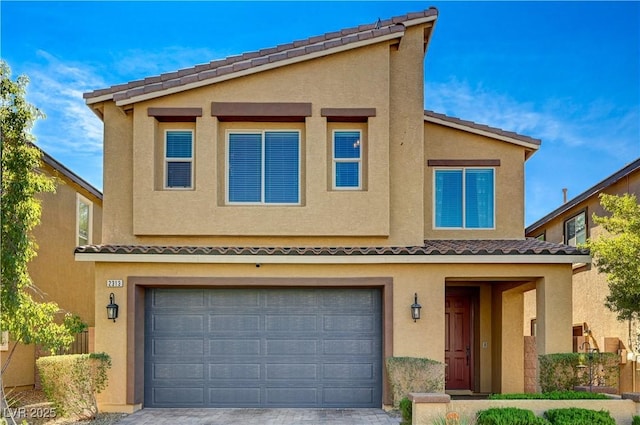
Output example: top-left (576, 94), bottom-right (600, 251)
top-left (424, 109), bottom-right (541, 144)
top-left (85, 7), bottom-right (436, 100)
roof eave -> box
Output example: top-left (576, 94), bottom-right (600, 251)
top-left (424, 113), bottom-right (541, 153)
top-left (75, 252), bottom-right (590, 265)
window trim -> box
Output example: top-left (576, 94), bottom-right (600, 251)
top-left (563, 208), bottom-right (588, 246)
top-left (433, 167), bottom-right (496, 230)
top-left (164, 129), bottom-right (194, 190)
top-left (332, 129), bottom-right (362, 191)
top-left (76, 193), bottom-right (93, 246)
top-left (225, 129), bottom-right (301, 206)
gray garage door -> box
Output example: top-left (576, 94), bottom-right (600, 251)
top-left (144, 287), bottom-right (382, 408)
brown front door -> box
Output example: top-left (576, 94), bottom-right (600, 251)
top-left (445, 289), bottom-right (473, 390)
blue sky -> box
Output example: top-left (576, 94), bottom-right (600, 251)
top-left (1, 1), bottom-right (639, 226)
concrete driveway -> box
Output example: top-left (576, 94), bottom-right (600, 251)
top-left (115, 408), bottom-right (402, 425)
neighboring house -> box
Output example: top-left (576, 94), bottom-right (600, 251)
top-left (525, 158), bottom-right (640, 392)
top-left (1, 148), bottom-right (102, 389)
top-left (77, 8), bottom-right (589, 412)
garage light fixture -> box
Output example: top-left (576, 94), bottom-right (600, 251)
top-left (107, 293), bottom-right (119, 322)
top-left (411, 293), bottom-right (421, 322)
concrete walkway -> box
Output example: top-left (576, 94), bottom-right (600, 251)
top-left (115, 408), bottom-right (402, 425)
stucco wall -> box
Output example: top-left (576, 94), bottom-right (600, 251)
top-left (423, 122), bottom-right (526, 239)
top-left (92, 261), bottom-right (573, 411)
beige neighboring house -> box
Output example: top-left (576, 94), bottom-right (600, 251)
top-left (77, 8), bottom-right (590, 412)
top-left (525, 158), bottom-right (640, 392)
top-left (1, 149), bottom-right (102, 390)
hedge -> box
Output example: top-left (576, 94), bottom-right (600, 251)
top-left (36, 353), bottom-right (111, 419)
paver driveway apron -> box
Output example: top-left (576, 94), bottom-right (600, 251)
top-left (115, 408), bottom-right (402, 425)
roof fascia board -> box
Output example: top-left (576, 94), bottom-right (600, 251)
top-left (398, 15), bottom-right (438, 27)
top-left (40, 149), bottom-right (103, 200)
top-left (113, 31), bottom-right (405, 107)
top-left (424, 114), bottom-right (540, 152)
top-left (76, 252), bottom-right (590, 265)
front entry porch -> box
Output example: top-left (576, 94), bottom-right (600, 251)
top-left (444, 273), bottom-right (573, 395)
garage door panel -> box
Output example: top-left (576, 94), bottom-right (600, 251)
top-left (209, 388), bottom-right (261, 405)
top-left (324, 387), bottom-right (373, 404)
top-left (266, 363), bottom-right (318, 380)
top-left (152, 387), bottom-right (204, 405)
top-left (153, 314), bottom-right (204, 332)
top-left (210, 339), bottom-right (261, 355)
top-left (324, 363), bottom-right (374, 379)
top-left (153, 363), bottom-right (204, 380)
top-left (265, 314), bottom-right (317, 331)
top-left (153, 338), bottom-right (204, 356)
top-left (145, 287), bottom-right (381, 408)
top-left (153, 289), bottom-right (205, 308)
top-left (209, 314), bottom-right (260, 331)
top-left (209, 363), bottom-right (261, 380)
top-left (324, 314), bottom-right (376, 332)
top-left (266, 388), bottom-right (318, 405)
top-left (323, 339), bottom-right (374, 355)
top-left (266, 339), bottom-right (318, 355)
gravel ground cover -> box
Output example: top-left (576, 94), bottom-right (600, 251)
top-left (4, 390), bottom-right (127, 425)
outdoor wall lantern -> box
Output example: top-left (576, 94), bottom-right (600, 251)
top-left (411, 293), bottom-right (422, 322)
top-left (106, 293), bottom-right (119, 322)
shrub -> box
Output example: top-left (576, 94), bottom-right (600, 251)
top-left (631, 415), bottom-right (640, 425)
top-left (538, 353), bottom-right (619, 392)
top-left (385, 357), bottom-right (445, 408)
top-left (36, 352), bottom-right (111, 419)
top-left (488, 390), bottom-right (608, 400)
top-left (399, 397), bottom-right (411, 424)
top-left (544, 408), bottom-right (614, 425)
top-left (477, 407), bottom-right (550, 425)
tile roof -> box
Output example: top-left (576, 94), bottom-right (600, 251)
top-left (526, 157), bottom-right (640, 234)
top-left (424, 110), bottom-right (541, 149)
top-left (84, 8), bottom-right (438, 106)
top-left (75, 239), bottom-right (587, 257)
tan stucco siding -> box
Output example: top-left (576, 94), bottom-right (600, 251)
top-left (31, 172), bottom-right (101, 325)
top-left (423, 122), bottom-right (526, 239)
top-left (93, 260), bottom-right (571, 408)
top-left (129, 42), bottom-right (393, 239)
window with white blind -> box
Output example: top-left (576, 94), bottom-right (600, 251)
top-left (333, 130), bottom-right (362, 190)
top-left (434, 168), bottom-right (495, 229)
top-left (77, 194), bottom-right (92, 245)
top-left (227, 130), bottom-right (300, 204)
top-left (165, 130), bottom-right (193, 189)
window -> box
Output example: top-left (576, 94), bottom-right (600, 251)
top-left (165, 130), bottom-right (193, 189)
top-left (77, 194), bottom-right (92, 245)
top-left (564, 211), bottom-right (586, 246)
top-left (333, 130), bottom-right (362, 189)
top-left (227, 131), bottom-right (300, 204)
top-left (434, 168), bottom-right (494, 229)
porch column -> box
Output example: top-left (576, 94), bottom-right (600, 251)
top-left (501, 289), bottom-right (524, 393)
top-left (535, 273), bottom-right (573, 355)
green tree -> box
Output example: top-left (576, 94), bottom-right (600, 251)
top-left (585, 193), bottom-right (640, 323)
top-left (1, 61), bottom-right (85, 419)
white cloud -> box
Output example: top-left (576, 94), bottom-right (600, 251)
top-left (425, 79), bottom-right (640, 160)
top-left (27, 51), bottom-right (105, 153)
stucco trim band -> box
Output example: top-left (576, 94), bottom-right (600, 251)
top-left (211, 102), bottom-right (312, 122)
top-left (76, 253), bottom-right (590, 264)
top-left (427, 159), bottom-right (501, 167)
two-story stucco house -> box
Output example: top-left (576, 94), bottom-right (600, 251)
top-left (1, 148), bottom-right (102, 390)
top-left (525, 158), bottom-right (640, 392)
top-left (77, 8), bottom-right (589, 412)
